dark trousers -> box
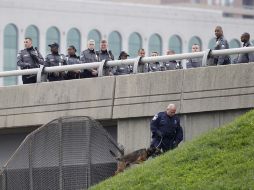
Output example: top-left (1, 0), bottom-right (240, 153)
top-left (80, 70), bottom-right (97, 78)
top-left (22, 75), bottom-right (37, 84)
top-left (151, 137), bottom-right (176, 152)
top-left (47, 73), bottom-right (65, 81)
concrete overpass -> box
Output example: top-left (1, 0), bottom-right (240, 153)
top-left (1, 63), bottom-right (254, 168)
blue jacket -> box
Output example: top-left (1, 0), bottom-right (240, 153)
top-left (150, 112), bottom-right (183, 150)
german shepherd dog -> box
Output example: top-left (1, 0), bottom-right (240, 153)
top-left (110, 147), bottom-right (159, 175)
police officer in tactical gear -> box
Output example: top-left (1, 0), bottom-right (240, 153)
top-left (80, 39), bottom-right (98, 78)
top-left (17, 37), bottom-right (44, 84)
top-left (66, 45), bottom-right (81, 80)
top-left (96, 40), bottom-right (114, 61)
top-left (96, 40), bottom-right (114, 76)
top-left (162, 49), bottom-right (178, 70)
top-left (213, 26), bottom-right (230, 65)
top-left (145, 52), bottom-right (164, 72)
top-left (113, 51), bottom-right (132, 75)
top-left (45, 43), bottom-right (67, 81)
top-left (186, 44), bottom-right (202, 68)
top-left (235, 32), bottom-right (254, 64)
top-left (150, 104), bottom-right (183, 152)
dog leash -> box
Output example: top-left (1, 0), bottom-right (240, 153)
top-left (155, 136), bottom-right (163, 149)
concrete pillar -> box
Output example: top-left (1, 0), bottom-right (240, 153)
top-left (117, 117), bottom-right (151, 154)
top-left (0, 26), bottom-right (3, 85)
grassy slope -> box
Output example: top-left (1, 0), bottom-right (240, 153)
top-left (91, 110), bottom-right (254, 190)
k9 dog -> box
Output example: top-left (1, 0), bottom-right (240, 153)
top-left (110, 147), bottom-right (159, 175)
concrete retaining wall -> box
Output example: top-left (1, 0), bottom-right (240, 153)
top-left (0, 63), bottom-right (254, 154)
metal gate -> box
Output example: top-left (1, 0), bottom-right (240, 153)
top-left (0, 116), bottom-right (122, 190)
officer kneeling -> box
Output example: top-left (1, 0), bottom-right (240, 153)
top-left (150, 103), bottom-right (183, 154)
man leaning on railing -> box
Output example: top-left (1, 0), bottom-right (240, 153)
top-left (17, 37), bottom-right (44, 84)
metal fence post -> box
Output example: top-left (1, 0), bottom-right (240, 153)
top-left (29, 138), bottom-right (34, 190)
top-left (98, 60), bottom-right (107, 77)
top-left (59, 118), bottom-right (63, 190)
top-left (1, 169), bottom-right (7, 190)
top-left (36, 65), bottom-right (47, 83)
top-left (132, 56), bottom-right (142, 74)
top-left (202, 49), bottom-right (213, 67)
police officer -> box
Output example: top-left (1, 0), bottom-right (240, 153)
top-left (17, 37), bottom-right (44, 84)
top-left (235, 32), bottom-right (254, 64)
top-left (145, 52), bottom-right (163, 72)
top-left (113, 51), bottom-right (132, 75)
top-left (213, 26), bottom-right (230, 65)
top-left (186, 44), bottom-right (202, 68)
top-left (80, 39), bottom-right (98, 78)
top-left (66, 45), bottom-right (81, 80)
top-left (150, 104), bottom-right (183, 152)
top-left (96, 40), bottom-right (114, 76)
top-left (45, 43), bottom-right (67, 81)
top-left (163, 49), bottom-right (178, 70)
top-left (137, 48), bottom-right (146, 73)
top-left (97, 40), bottom-right (114, 61)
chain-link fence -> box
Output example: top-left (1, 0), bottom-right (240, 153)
top-left (0, 116), bottom-right (122, 190)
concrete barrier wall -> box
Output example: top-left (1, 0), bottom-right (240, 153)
top-left (0, 77), bottom-right (116, 128)
top-left (114, 63), bottom-right (254, 118)
top-left (0, 63), bottom-right (254, 154)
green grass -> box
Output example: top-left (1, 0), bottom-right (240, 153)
top-left (90, 110), bottom-right (254, 190)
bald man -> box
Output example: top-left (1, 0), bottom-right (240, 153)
top-left (213, 26), bottom-right (230, 65)
top-left (236, 32), bottom-right (254, 64)
top-left (150, 104), bottom-right (183, 152)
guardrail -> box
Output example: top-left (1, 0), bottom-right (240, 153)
top-left (0, 47), bottom-right (254, 83)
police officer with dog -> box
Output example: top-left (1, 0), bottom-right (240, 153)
top-left (17, 37), bottom-right (44, 84)
top-left (150, 104), bottom-right (183, 153)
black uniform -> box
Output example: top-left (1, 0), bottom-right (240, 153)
top-left (214, 36), bottom-right (230, 65)
top-left (17, 47), bottom-right (44, 84)
top-left (162, 60), bottom-right (177, 70)
top-left (236, 41), bottom-right (254, 64)
top-left (186, 58), bottom-right (202, 68)
top-left (66, 54), bottom-right (80, 79)
top-left (150, 112), bottom-right (183, 152)
top-left (96, 50), bottom-right (114, 75)
top-left (45, 53), bottom-right (67, 81)
top-left (145, 62), bottom-right (164, 72)
top-left (96, 50), bottom-right (114, 62)
top-left (80, 49), bottom-right (98, 78)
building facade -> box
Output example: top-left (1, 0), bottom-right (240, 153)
top-left (0, 0), bottom-right (254, 85)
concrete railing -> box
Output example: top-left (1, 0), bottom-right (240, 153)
top-left (0, 47), bottom-right (254, 82)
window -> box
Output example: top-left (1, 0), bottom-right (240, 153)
top-left (108, 31), bottom-right (122, 58)
top-left (168, 35), bottom-right (182, 54)
top-left (3, 24), bottom-right (18, 86)
top-left (25, 25), bottom-right (39, 48)
top-left (148, 34), bottom-right (162, 55)
top-left (67, 28), bottom-right (81, 55)
top-left (208, 38), bottom-right (216, 49)
top-left (46, 27), bottom-right (60, 54)
top-left (128, 32), bottom-right (142, 58)
top-left (229, 39), bottom-right (241, 48)
top-left (189, 36), bottom-right (202, 52)
top-left (88, 29), bottom-right (101, 51)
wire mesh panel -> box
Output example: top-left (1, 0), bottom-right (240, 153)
top-left (62, 118), bottom-right (90, 190)
top-left (1, 116), bottom-right (121, 190)
top-left (32, 121), bottom-right (60, 190)
top-left (5, 137), bottom-right (30, 190)
top-left (90, 120), bottom-right (119, 186)
top-left (0, 171), bottom-right (3, 190)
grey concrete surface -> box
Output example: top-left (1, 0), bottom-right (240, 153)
top-left (0, 77), bottom-right (115, 128)
top-left (0, 63), bottom-right (254, 155)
